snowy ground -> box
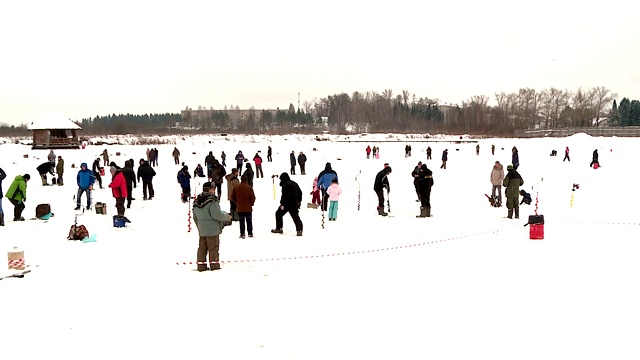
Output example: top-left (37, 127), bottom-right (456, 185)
top-left (1, 133), bottom-right (639, 360)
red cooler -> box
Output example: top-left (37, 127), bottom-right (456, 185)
top-left (528, 215), bottom-right (544, 240)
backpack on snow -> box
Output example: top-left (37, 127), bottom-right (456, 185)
top-left (68, 224), bottom-right (90, 240)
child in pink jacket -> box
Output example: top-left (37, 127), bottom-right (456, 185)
top-left (310, 176), bottom-right (321, 206)
top-left (327, 178), bottom-right (342, 221)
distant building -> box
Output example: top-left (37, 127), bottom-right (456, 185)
top-left (27, 113), bottom-right (81, 149)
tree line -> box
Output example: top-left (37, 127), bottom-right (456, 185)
top-left (1, 86), bottom-right (637, 137)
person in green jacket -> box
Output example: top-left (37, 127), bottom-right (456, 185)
top-left (56, 156), bottom-right (65, 185)
top-left (192, 182), bottom-right (232, 271)
top-left (502, 165), bottom-right (523, 219)
top-left (6, 174), bottom-right (30, 221)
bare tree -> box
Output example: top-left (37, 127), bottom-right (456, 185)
top-left (402, 90), bottom-right (410, 106)
top-left (591, 86), bottom-right (617, 127)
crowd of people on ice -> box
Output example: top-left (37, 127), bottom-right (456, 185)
top-left (0, 142), bottom-right (604, 271)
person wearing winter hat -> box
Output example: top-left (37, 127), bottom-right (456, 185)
top-left (317, 162), bottom-right (338, 211)
top-left (75, 163), bottom-right (96, 210)
top-left (503, 164), bottom-right (523, 219)
top-left (6, 174), bottom-right (30, 221)
top-left (243, 163), bottom-right (254, 187)
top-left (177, 165), bottom-right (191, 203)
top-left (271, 172), bottom-right (303, 236)
top-left (373, 166), bottom-right (392, 216)
top-left (224, 168), bottom-right (240, 220)
top-left (193, 181), bottom-right (232, 271)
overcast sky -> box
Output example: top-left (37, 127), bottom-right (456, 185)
top-left (1, 0), bottom-right (638, 126)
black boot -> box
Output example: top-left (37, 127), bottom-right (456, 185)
top-left (514, 207), bottom-right (520, 219)
top-left (416, 207), bottom-right (427, 218)
top-left (377, 206), bottom-right (388, 217)
top-left (0, 213), bottom-right (4, 226)
top-left (507, 209), bottom-right (513, 219)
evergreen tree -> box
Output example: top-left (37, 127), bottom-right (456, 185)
top-left (618, 98), bottom-right (631, 125)
top-left (608, 99), bottom-right (620, 126)
top-left (629, 100), bottom-right (640, 126)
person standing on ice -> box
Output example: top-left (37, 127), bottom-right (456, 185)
top-left (235, 151), bottom-right (245, 173)
top-left (75, 163), bottom-right (95, 210)
top-left (563, 147), bottom-right (570, 162)
top-left (92, 158), bottom-right (103, 189)
top-left (411, 161), bottom-right (423, 202)
top-left (271, 172), bottom-right (303, 236)
top-left (297, 151), bottom-right (307, 175)
top-left (440, 149), bottom-right (448, 169)
top-left (48, 149), bottom-right (56, 166)
top-left (193, 182), bottom-right (232, 271)
top-left (373, 166), bottom-right (392, 216)
top-left (122, 159), bottom-right (137, 208)
top-left (220, 151), bottom-right (227, 167)
top-left (56, 156), bottom-right (64, 185)
top-left (317, 162), bottom-right (338, 211)
top-left (326, 178), bottom-right (342, 221)
top-left (426, 146), bottom-right (432, 160)
top-left (231, 175), bottom-right (256, 239)
top-left (503, 164), bottom-right (523, 219)
top-left (511, 147), bottom-right (520, 170)
top-left (177, 165), bottom-right (191, 203)
top-left (309, 176), bottom-right (321, 208)
top-left (137, 159), bottom-right (156, 200)
top-left (172, 147), bottom-right (181, 165)
top-left (289, 151), bottom-right (297, 175)
top-left (109, 164), bottom-right (128, 217)
top-left (490, 161), bottom-right (504, 206)
top-left (267, 146), bottom-right (273, 162)
top-left (366, 145), bottom-right (371, 159)
top-left (416, 164), bottom-right (434, 218)
top-left (204, 151), bottom-right (216, 179)
top-left (253, 152), bottom-right (264, 178)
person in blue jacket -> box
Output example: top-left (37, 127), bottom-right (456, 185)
top-left (317, 162), bottom-right (338, 211)
top-left (76, 163), bottom-right (96, 210)
top-left (178, 165), bottom-right (192, 203)
top-left (519, 189), bottom-right (532, 205)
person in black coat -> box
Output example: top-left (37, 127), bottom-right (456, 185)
top-left (92, 158), bottom-right (103, 189)
top-left (36, 162), bottom-right (55, 186)
top-left (373, 166), bottom-right (392, 216)
top-left (416, 164), bottom-right (434, 217)
top-left (267, 146), bottom-right (273, 162)
top-left (243, 163), bottom-right (255, 187)
top-left (121, 159), bottom-right (137, 208)
top-left (137, 159), bottom-right (156, 200)
top-left (440, 149), bottom-right (448, 169)
top-left (297, 152), bottom-right (307, 175)
top-left (411, 161), bottom-right (423, 202)
top-left (590, 149), bottom-right (600, 168)
top-left (271, 172), bottom-right (303, 236)
top-left (289, 151), bottom-right (297, 175)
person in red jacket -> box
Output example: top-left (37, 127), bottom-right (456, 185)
top-left (253, 152), bottom-right (264, 178)
top-left (109, 165), bottom-right (128, 217)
